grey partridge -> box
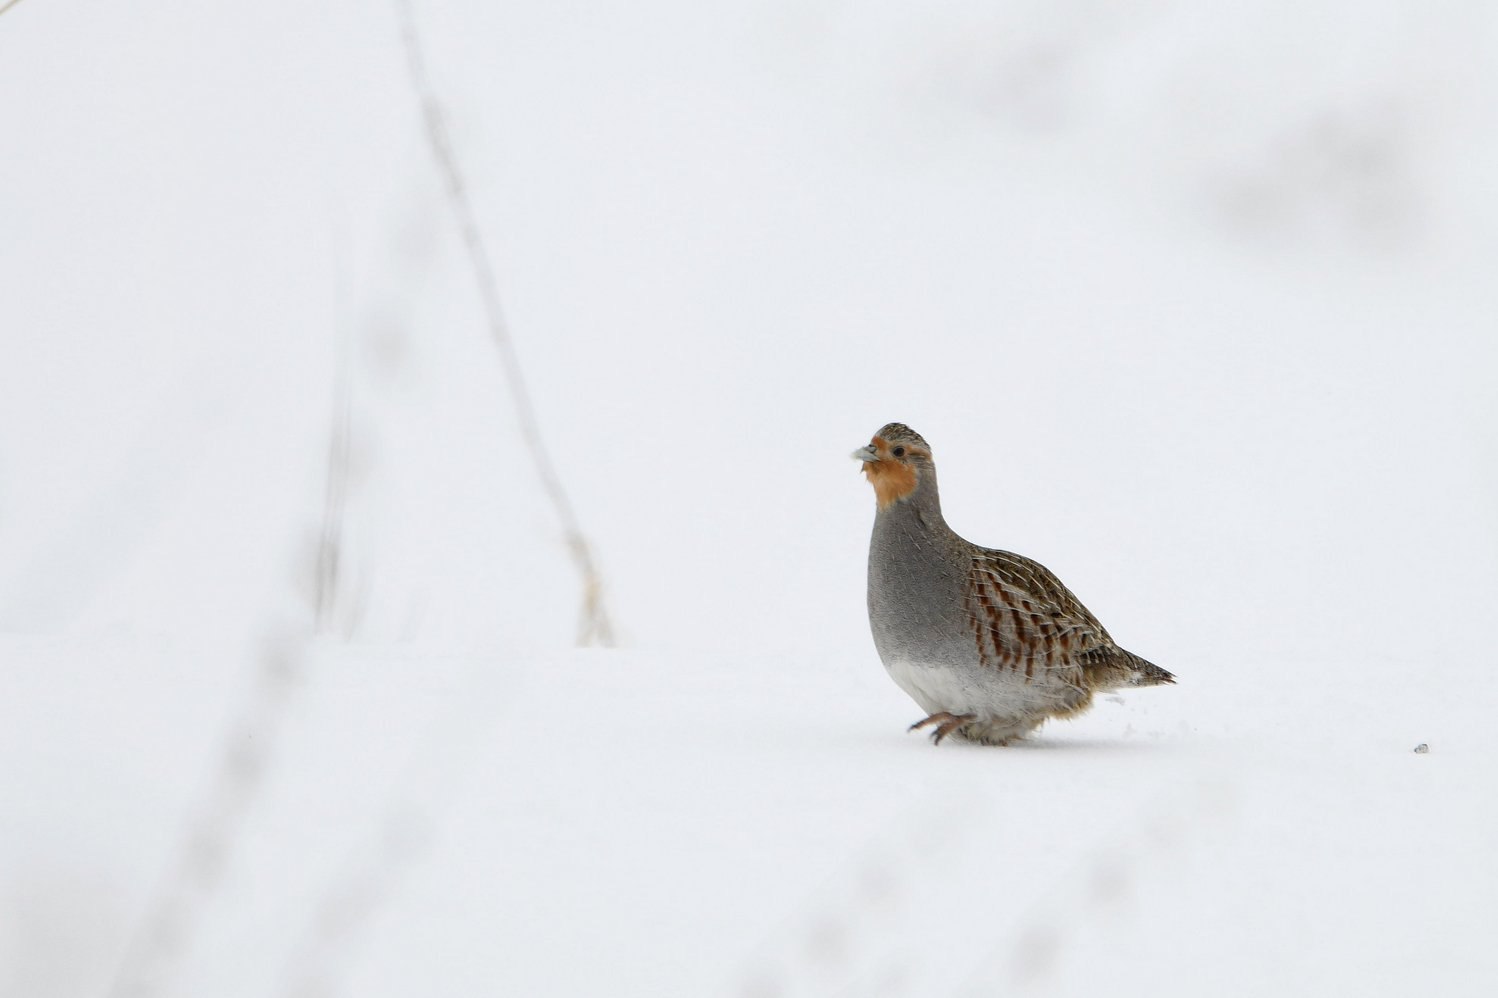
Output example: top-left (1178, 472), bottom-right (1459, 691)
top-left (855, 422), bottom-right (1174, 746)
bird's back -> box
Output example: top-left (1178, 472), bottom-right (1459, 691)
top-left (966, 544), bottom-right (1173, 691)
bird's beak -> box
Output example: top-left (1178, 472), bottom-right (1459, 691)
top-left (851, 444), bottom-right (879, 464)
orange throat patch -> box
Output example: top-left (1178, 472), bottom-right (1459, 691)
top-left (863, 454), bottom-right (919, 511)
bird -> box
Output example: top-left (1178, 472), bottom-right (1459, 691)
top-left (854, 422), bottom-right (1174, 746)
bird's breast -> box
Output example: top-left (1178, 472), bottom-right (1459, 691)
top-left (867, 516), bottom-right (971, 668)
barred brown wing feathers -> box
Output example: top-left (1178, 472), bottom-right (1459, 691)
top-left (964, 549), bottom-right (1110, 681)
top-left (982, 549), bottom-right (1112, 639)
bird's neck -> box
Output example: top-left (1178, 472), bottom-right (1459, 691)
top-left (874, 477), bottom-right (950, 537)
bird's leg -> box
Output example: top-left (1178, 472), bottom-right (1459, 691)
top-left (931, 713), bottom-right (977, 744)
top-left (908, 711), bottom-right (978, 745)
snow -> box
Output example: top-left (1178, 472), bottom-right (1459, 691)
top-left (2, 1), bottom-right (1496, 996)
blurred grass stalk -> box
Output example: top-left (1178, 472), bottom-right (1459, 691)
top-left (395, 0), bottom-right (616, 648)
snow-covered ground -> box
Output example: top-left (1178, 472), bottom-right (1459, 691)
top-left (2, 2), bottom-right (1495, 996)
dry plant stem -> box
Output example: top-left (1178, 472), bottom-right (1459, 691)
top-left (278, 811), bottom-right (427, 998)
top-left (395, 0), bottom-right (615, 647)
top-left (107, 636), bottom-right (306, 998)
top-left (314, 343), bottom-right (352, 635)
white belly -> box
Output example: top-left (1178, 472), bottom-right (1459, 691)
top-left (884, 656), bottom-right (1061, 721)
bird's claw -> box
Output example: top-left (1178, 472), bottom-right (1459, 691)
top-left (908, 711), bottom-right (978, 745)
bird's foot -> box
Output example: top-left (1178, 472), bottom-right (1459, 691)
top-left (908, 711), bottom-right (978, 745)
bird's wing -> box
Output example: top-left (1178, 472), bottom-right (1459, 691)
top-left (962, 547), bottom-right (1114, 679)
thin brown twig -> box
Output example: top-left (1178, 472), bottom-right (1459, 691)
top-left (394, 0), bottom-right (615, 647)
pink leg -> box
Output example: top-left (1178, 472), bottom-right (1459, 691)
top-left (908, 711), bottom-right (978, 745)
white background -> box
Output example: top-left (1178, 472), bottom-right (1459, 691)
top-left (2, 2), bottom-right (1494, 995)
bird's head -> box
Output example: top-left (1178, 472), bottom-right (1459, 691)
top-left (852, 423), bottom-right (933, 510)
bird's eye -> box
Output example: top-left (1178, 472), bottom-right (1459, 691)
top-left (892, 446), bottom-right (906, 458)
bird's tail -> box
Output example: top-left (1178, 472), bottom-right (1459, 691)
top-left (1081, 647), bottom-right (1175, 690)
top-left (1121, 649), bottom-right (1175, 687)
